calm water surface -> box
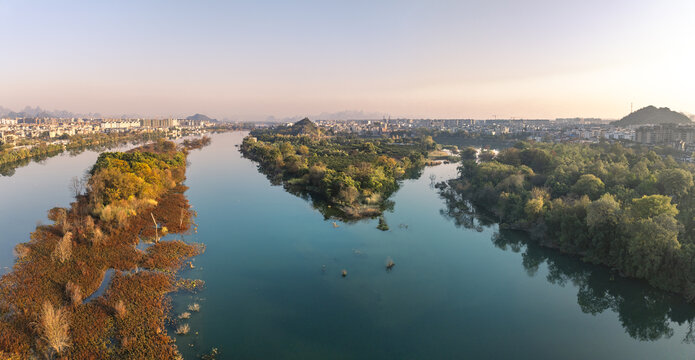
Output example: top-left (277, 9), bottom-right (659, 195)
top-left (2, 132), bottom-right (695, 359)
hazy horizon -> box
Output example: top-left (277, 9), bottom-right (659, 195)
top-left (1, 0), bottom-right (693, 120)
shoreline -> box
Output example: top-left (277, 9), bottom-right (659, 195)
top-left (0, 139), bottom-right (208, 359)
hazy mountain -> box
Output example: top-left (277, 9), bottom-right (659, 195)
top-left (186, 113), bottom-right (218, 122)
top-left (0, 106), bottom-right (13, 116)
top-left (611, 106), bottom-right (691, 126)
top-left (0, 105), bottom-right (101, 119)
top-left (314, 110), bottom-right (387, 120)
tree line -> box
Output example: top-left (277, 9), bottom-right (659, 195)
top-left (440, 141), bottom-right (695, 300)
top-left (0, 131), bottom-right (167, 176)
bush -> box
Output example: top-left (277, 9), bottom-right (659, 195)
top-left (53, 232), bottom-right (73, 263)
top-left (39, 302), bottom-right (71, 356)
top-left (65, 281), bottom-right (82, 306)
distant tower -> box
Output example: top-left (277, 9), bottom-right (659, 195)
top-left (631, 102), bottom-right (633, 114)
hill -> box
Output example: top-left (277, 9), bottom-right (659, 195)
top-left (289, 118), bottom-right (319, 136)
top-left (186, 113), bottom-right (217, 123)
top-left (612, 106), bottom-right (691, 126)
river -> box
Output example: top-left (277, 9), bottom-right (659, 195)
top-left (1, 131), bottom-right (694, 359)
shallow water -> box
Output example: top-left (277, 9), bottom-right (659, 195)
top-left (0, 144), bottom-right (134, 272)
top-left (2, 132), bottom-right (695, 359)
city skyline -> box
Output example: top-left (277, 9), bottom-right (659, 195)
top-left (1, 0), bottom-right (694, 120)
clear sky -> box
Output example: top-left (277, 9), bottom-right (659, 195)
top-left (1, 0), bottom-right (693, 120)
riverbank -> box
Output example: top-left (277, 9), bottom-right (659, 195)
top-left (0, 139), bottom-right (207, 359)
top-left (440, 140), bottom-right (695, 302)
top-left (0, 131), bottom-right (170, 177)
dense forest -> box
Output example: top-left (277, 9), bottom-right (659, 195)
top-left (0, 139), bottom-right (209, 359)
top-left (439, 141), bottom-right (695, 300)
top-left (241, 119), bottom-right (434, 220)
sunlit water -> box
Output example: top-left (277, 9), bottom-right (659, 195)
top-left (2, 132), bottom-right (695, 359)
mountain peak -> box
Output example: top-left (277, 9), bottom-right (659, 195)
top-left (290, 118), bottom-right (319, 135)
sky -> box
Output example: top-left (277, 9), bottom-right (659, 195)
top-left (1, 0), bottom-right (694, 121)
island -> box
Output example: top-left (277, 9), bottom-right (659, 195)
top-left (439, 141), bottom-right (695, 301)
top-left (0, 138), bottom-right (209, 359)
top-left (240, 118), bottom-right (440, 221)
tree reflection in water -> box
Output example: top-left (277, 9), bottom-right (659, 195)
top-left (438, 183), bottom-right (695, 343)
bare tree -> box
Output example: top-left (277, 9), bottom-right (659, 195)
top-left (69, 176), bottom-right (85, 198)
top-left (151, 213), bottom-right (159, 243)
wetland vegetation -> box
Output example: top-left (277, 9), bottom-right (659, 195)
top-left (0, 138), bottom-right (208, 359)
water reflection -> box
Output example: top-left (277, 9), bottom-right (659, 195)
top-left (242, 151), bottom-right (421, 222)
top-left (0, 138), bottom-right (161, 177)
top-left (438, 183), bottom-right (695, 344)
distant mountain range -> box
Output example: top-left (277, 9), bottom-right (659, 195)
top-left (0, 106), bottom-right (222, 122)
top-left (0, 106), bottom-right (101, 119)
top-left (611, 106), bottom-right (692, 126)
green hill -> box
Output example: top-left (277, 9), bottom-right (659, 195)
top-left (612, 106), bottom-right (691, 126)
top-left (288, 118), bottom-right (319, 136)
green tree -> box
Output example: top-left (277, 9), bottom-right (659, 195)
top-left (572, 174), bottom-right (605, 200)
top-left (519, 148), bottom-right (552, 173)
top-left (460, 147), bottom-right (477, 161)
top-left (478, 150), bottom-right (496, 162)
top-left (657, 168), bottom-right (693, 198)
top-left (626, 214), bottom-right (680, 278)
top-left (586, 193), bottom-right (622, 262)
top-left (630, 195), bottom-right (678, 219)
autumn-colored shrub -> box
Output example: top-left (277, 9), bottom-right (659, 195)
top-left (53, 232), bottom-right (73, 263)
top-left (39, 301), bottom-right (70, 356)
top-left (12, 244), bottom-right (29, 259)
top-left (175, 324), bottom-right (190, 335)
top-left (65, 281), bottom-right (82, 306)
top-left (177, 312), bottom-right (191, 320)
top-left (113, 300), bottom-right (127, 318)
top-left (47, 207), bottom-right (68, 231)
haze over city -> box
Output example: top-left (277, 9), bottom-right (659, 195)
top-left (1, 0), bottom-right (694, 120)
top-left (7, 1), bottom-right (695, 359)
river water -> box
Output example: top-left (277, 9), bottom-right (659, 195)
top-left (2, 132), bottom-right (694, 359)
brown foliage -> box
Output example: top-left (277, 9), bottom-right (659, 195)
top-left (0, 143), bottom-right (198, 359)
top-left (65, 281), bottom-right (82, 306)
top-left (141, 241), bottom-right (204, 271)
top-left (12, 244), bottom-right (30, 259)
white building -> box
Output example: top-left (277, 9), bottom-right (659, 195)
top-left (100, 119), bottom-right (140, 130)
